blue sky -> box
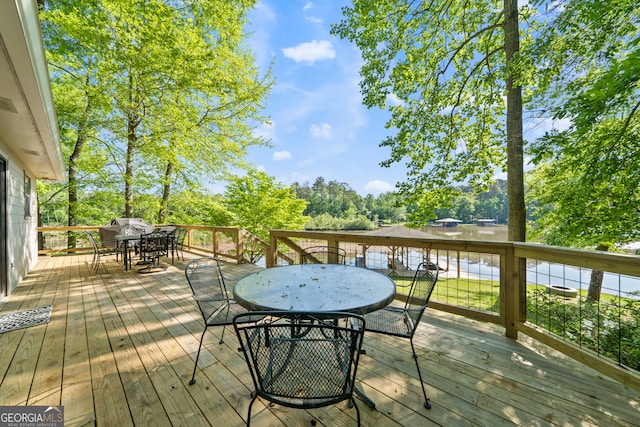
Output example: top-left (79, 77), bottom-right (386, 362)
top-left (243, 1), bottom-right (567, 197)
top-left (245, 0), bottom-right (401, 196)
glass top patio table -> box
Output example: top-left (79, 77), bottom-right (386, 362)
top-left (233, 264), bottom-right (396, 314)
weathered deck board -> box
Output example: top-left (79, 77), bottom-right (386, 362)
top-left (0, 253), bottom-right (638, 427)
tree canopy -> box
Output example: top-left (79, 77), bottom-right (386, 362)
top-left (331, 0), bottom-right (527, 240)
top-left (526, 0), bottom-right (640, 250)
top-left (224, 170), bottom-right (308, 242)
top-left (40, 0), bottom-right (272, 226)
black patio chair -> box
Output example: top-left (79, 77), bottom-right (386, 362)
top-left (137, 232), bottom-right (169, 273)
top-left (301, 245), bottom-right (347, 264)
top-left (185, 257), bottom-right (263, 385)
top-left (362, 261), bottom-right (439, 409)
top-left (234, 311), bottom-right (365, 426)
top-left (86, 231), bottom-right (120, 272)
top-left (173, 227), bottom-right (187, 261)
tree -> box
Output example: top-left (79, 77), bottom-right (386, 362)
top-left (41, 0), bottom-right (272, 226)
top-left (371, 192), bottom-right (406, 224)
top-left (476, 180), bottom-right (508, 223)
top-left (526, 0), bottom-right (640, 300)
top-left (332, 0), bottom-right (528, 241)
top-left (225, 170), bottom-right (308, 261)
top-left (167, 191), bottom-right (231, 226)
top-left (41, 2), bottom-right (116, 244)
top-left (294, 178), bottom-right (368, 219)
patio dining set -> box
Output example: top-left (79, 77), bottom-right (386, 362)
top-left (87, 218), bottom-right (187, 273)
top-left (184, 247), bottom-right (439, 426)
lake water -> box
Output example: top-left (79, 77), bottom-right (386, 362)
top-left (266, 225), bottom-right (639, 298)
top-left (424, 224), bottom-right (509, 241)
top-left (421, 225), bottom-right (640, 298)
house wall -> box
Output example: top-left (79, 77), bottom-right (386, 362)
top-left (0, 144), bottom-right (37, 300)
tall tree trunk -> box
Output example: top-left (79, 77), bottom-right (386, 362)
top-left (158, 160), bottom-right (172, 223)
top-left (503, 0), bottom-right (525, 243)
top-left (67, 98), bottom-right (91, 247)
top-left (587, 244), bottom-right (609, 302)
top-left (125, 117), bottom-right (137, 218)
top-left (125, 73), bottom-right (139, 218)
top-left (503, 0), bottom-right (526, 339)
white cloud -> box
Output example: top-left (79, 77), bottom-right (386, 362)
top-left (282, 40), bottom-right (335, 64)
top-left (273, 150), bottom-right (292, 161)
top-left (302, 3), bottom-right (322, 23)
top-left (364, 180), bottom-right (394, 195)
top-left (386, 93), bottom-right (403, 106)
top-left (305, 15), bottom-right (322, 24)
top-left (310, 123), bottom-right (332, 140)
top-left (254, 121), bottom-right (276, 141)
top-left (291, 171), bottom-right (311, 183)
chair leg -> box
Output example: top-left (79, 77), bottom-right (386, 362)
top-left (410, 338), bottom-right (431, 409)
top-left (246, 394), bottom-right (258, 427)
top-left (189, 327), bottom-right (208, 385)
top-left (350, 397), bottom-right (361, 426)
top-left (219, 325), bottom-right (227, 344)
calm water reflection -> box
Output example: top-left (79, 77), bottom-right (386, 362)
top-left (419, 224), bottom-right (639, 297)
top-left (423, 224), bottom-right (509, 241)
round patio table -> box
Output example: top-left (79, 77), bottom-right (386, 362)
top-left (233, 263), bottom-right (397, 410)
top-left (233, 264), bottom-right (396, 315)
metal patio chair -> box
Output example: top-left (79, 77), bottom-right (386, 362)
top-left (234, 311), bottom-right (365, 426)
top-left (301, 245), bottom-right (347, 264)
top-left (185, 257), bottom-right (262, 385)
top-left (172, 227), bottom-right (187, 261)
top-left (137, 232), bottom-right (169, 273)
top-left (363, 261), bottom-right (439, 409)
top-left (86, 231), bottom-right (120, 272)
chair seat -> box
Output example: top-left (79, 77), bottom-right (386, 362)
top-left (204, 300), bottom-right (262, 326)
top-left (364, 307), bottom-right (413, 338)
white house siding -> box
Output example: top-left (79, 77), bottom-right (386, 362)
top-left (0, 0), bottom-right (66, 301)
top-left (0, 145), bottom-right (38, 300)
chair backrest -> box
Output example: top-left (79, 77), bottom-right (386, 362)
top-left (139, 232), bottom-right (169, 254)
top-left (184, 257), bottom-right (230, 320)
top-left (234, 311), bottom-right (365, 409)
top-left (301, 246), bottom-right (346, 264)
top-left (174, 227), bottom-right (187, 245)
top-left (86, 232), bottom-right (98, 250)
top-left (404, 261), bottom-right (439, 326)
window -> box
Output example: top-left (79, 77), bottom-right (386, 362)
top-left (24, 171), bottom-right (31, 218)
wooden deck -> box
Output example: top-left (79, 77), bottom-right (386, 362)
top-left (0, 253), bottom-right (638, 426)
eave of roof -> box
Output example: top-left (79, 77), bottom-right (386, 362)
top-left (0, 0), bottom-right (65, 182)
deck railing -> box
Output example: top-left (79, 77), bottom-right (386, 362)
top-left (268, 229), bottom-right (640, 391)
top-left (37, 224), bottom-right (269, 265)
top-left (37, 225), bottom-right (640, 391)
